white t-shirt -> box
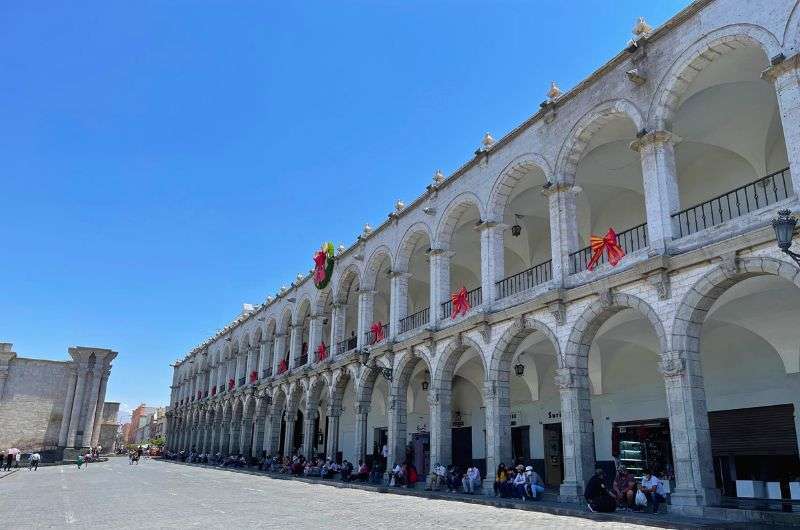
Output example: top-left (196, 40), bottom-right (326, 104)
top-left (31, 453), bottom-right (41, 461)
top-left (641, 475), bottom-right (666, 496)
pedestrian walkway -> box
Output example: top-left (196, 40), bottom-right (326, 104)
top-left (161, 460), bottom-right (796, 529)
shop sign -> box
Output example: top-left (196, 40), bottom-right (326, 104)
top-left (543, 410), bottom-right (561, 423)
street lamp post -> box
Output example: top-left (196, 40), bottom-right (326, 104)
top-left (772, 209), bottom-right (800, 266)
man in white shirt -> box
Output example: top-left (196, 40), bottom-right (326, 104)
top-left (525, 466), bottom-right (545, 499)
top-left (29, 453), bottom-right (41, 471)
top-left (461, 466), bottom-right (481, 494)
top-left (640, 470), bottom-right (667, 513)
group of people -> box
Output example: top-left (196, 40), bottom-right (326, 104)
top-left (584, 466), bottom-right (668, 514)
top-left (3, 450), bottom-right (42, 471)
top-left (492, 464), bottom-right (545, 500)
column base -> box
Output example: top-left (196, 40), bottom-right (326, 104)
top-left (671, 486), bottom-right (721, 507)
top-left (61, 447), bottom-right (90, 462)
top-left (558, 481), bottom-right (585, 503)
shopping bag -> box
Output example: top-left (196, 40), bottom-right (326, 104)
top-left (635, 489), bottom-right (647, 507)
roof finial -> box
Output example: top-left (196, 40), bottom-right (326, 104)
top-left (547, 81), bottom-right (562, 101)
top-left (482, 132), bottom-right (495, 148)
top-left (632, 17), bottom-right (652, 39)
top-left (433, 169), bottom-right (445, 185)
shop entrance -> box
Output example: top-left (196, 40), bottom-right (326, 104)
top-left (411, 432), bottom-right (430, 475)
top-left (612, 418), bottom-right (673, 481)
top-left (511, 425), bottom-right (530, 465)
top-left (452, 426), bottom-right (473, 470)
top-left (543, 422), bottom-right (563, 487)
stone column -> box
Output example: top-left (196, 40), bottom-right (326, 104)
top-left (478, 221), bottom-right (505, 306)
top-left (0, 344), bottom-right (16, 400)
top-left (429, 248), bottom-right (452, 325)
top-left (545, 184), bottom-right (580, 284)
top-left (763, 53), bottom-right (800, 194)
top-left (80, 363), bottom-right (105, 448)
top-left (259, 339), bottom-right (273, 376)
top-left (631, 131), bottom-right (680, 253)
top-left (229, 416), bottom-right (242, 455)
top-left (556, 367), bottom-right (595, 502)
top-left (252, 410), bottom-right (266, 458)
top-left (330, 303), bottom-right (346, 354)
top-left (235, 354), bottom-right (245, 387)
top-left (356, 290), bottom-right (375, 350)
top-left (208, 420), bottom-right (218, 454)
top-left (429, 383), bottom-right (453, 466)
top-left (302, 410), bottom-right (317, 458)
top-left (353, 403), bottom-right (370, 462)
top-left (265, 411), bottom-right (282, 456)
top-left (308, 316), bottom-right (323, 362)
top-left (273, 333), bottom-right (287, 374)
top-left (289, 324), bottom-right (303, 369)
top-left (239, 417), bottom-right (253, 456)
top-left (91, 366), bottom-right (112, 447)
top-left (389, 272), bottom-right (410, 338)
top-left (66, 363), bottom-right (90, 448)
top-left (58, 366), bottom-right (78, 447)
top-left (326, 407), bottom-right (341, 460)
top-left (386, 394), bottom-right (406, 469)
top-left (484, 376), bottom-right (511, 492)
top-left (283, 414), bottom-right (296, 457)
top-left (661, 351), bottom-right (721, 506)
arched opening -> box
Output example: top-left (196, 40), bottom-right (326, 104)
top-left (438, 199), bottom-right (482, 320)
top-left (295, 299), bottom-right (311, 367)
top-left (669, 44), bottom-right (791, 237)
top-left (696, 274), bottom-right (800, 499)
top-left (393, 353), bottom-right (433, 475)
top-left (363, 250), bottom-right (391, 345)
top-left (337, 377), bottom-right (357, 462)
top-left (313, 291), bottom-right (333, 363)
top-left (364, 372), bottom-right (390, 470)
top-left (275, 308), bottom-right (292, 375)
top-left (263, 319), bottom-right (276, 377)
top-left (570, 113), bottom-right (647, 273)
top-left (308, 378), bottom-right (330, 459)
top-left (397, 227), bottom-right (432, 335)
top-left (334, 268), bottom-right (360, 355)
top-left (495, 163), bottom-right (553, 299)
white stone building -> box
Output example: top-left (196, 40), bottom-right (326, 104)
top-left (167, 0), bottom-right (800, 517)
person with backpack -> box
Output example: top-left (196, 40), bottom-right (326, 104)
top-left (28, 452), bottom-right (41, 471)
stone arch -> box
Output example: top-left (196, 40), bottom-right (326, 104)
top-left (271, 386), bottom-right (288, 414)
top-left (487, 152), bottom-right (553, 221)
top-left (362, 245), bottom-right (393, 291)
top-left (432, 334), bottom-right (488, 387)
top-left (489, 317), bottom-right (561, 373)
top-left (556, 99), bottom-right (645, 185)
top-left (243, 393), bottom-right (257, 419)
top-left (394, 222), bottom-right (434, 273)
top-left (293, 296), bottom-right (312, 326)
top-left (264, 318), bottom-right (276, 339)
top-left (671, 256), bottom-right (800, 370)
top-left (786, 2), bottom-right (800, 51)
top-left (434, 192), bottom-right (485, 247)
top-left (650, 25), bottom-right (782, 129)
top-left (330, 367), bottom-right (356, 411)
top-left (334, 263), bottom-right (362, 304)
top-left (565, 292), bottom-right (668, 370)
top-left (277, 306), bottom-right (293, 335)
top-left (312, 287), bottom-right (332, 317)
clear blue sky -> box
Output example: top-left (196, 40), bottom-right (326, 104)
top-left (0, 0), bottom-right (689, 419)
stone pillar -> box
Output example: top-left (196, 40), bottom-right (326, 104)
top-left (478, 221), bottom-right (505, 306)
top-left (387, 394), bottom-right (406, 469)
top-left (66, 364), bottom-right (90, 448)
top-left (353, 403), bottom-right (370, 462)
top-left (484, 375), bottom-right (511, 492)
top-left (80, 364), bottom-right (105, 448)
top-left (265, 411), bottom-right (282, 456)
top-left (556, 367), bottom-right (595, 502)
top-left (631, 131), bottom-right (680, 253)
top-left (209, 421), bottom-right (218, 454)
top-left (252, 411), bottom-right (266, 457)
top-left (229, 417), bottom-right (241, 455)
top-left (58, 366), bottom-right (78, 447)
top-left (283, 414), bottom-right (296, 457)
top-left (356, 290), bottom-right (375, 350)
top-left (429, 383), bottom-right (452, 466)
top-left (308, 316), bottom-right (323, 362)
top-left (330, 303), bottom-right (346, 354)
top-left (0, 344), bottom-right (16, 400)
top-left (545, 184), bottom-right (580, 284)
top-left (302, 410), bottom-right (317, 459)
top-left (661, 351), bottom-right (721, 506)
top-left (201, 422), bottom-right (209, 453)
top-left (389, 272), bottom-right (410, 338)
top-left (326, 407), bottom-right (341, 460)
top-left (91, 366), bottom-right (112, 447)
top-left (763, 54), bottom-right (800, 194)
top-left (239, 417), bottom-right (253, 456)
top-left (259, 339), bottom-right (273, 376)
top-left (289, 325), bottom-right (303, 369)
top-left (273, 334), bottom-right (287, 374)
top-left (429, 248), bottom-right (452, 325)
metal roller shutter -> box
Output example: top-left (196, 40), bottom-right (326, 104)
top-left (708, 404), bottom-right (798, 456)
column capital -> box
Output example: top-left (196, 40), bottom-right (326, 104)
top-left (629, 130), bottom-right (682, 152)
top-left (474, 220), bottom-right (508, 232)
top-left (540, 182), bottom-right (582, 197)
top-left (554, 367), bottom-right (585, 390)
top-left (761, 53), bottom-right (800, 83)
top-left (355, 402), bottom-right (370, 416)
top-left (389, 270), bottom-right (412, 279)
top-left (659, 351), bottom-right (686, 378)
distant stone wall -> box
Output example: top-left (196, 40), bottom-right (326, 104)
top-left (102, 402), bottom-right (120, 424)
top-left (0, 358), bottom-right (71, 451)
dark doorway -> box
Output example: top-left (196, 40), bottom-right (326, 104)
top-left (452, 426), bottom-right (473, 471)
top-left (512, 425), bottom-right (531, 465)
top-left (411, 432), bottom-right (430, 475)
top-left (279, 415), bottom-right (286, 455)
top-left (370, 427), bottom-right (388, 469)
top-left (543, 422), bottom-right (563, 487)
top-left (293, 411), bottom-right (304, 453)
top-left (323, 416), bottom-right (330, 459)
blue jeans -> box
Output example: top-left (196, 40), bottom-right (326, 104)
top-left (529, 484), bottom-right (545, 499)
top-left (645, 492), bottom-right (665, 513)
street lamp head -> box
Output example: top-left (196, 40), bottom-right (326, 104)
top-left (772, 209), bottom-right (797, 251)
top-left (514, 363), bottom-right (525, 376)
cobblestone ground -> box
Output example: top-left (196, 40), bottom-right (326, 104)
top-left (0, 457), bottom-right (663, 529)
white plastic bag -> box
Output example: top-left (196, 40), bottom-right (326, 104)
top-left (635, 489), bottom-right (647, 507)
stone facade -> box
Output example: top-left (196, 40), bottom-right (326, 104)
top-left (167, 0), bottom-right (800, 515)
top-left (98, 401), bottom-right (120, 453)
top-left (0, 343), bottom-right (117, 459)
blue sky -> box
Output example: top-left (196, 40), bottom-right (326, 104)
top-left (0, 0), bottom-right (689, 419)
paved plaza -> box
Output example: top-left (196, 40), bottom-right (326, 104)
top-left (0, 457), bottom-right (674, 529)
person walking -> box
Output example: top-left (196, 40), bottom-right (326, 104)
top-left (76, 454), bottom-right (84, 470)
top-left (3, 452), bottom-right (12, 471)
top-left (28, 453), bottom-right (41, 471)
top-left (14, 451), bottom-right (20, 468)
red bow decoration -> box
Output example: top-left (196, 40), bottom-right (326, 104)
top-left (211, 387), bottom-right (217, 396)
top-left (313, 250), bottom-right (328, 284)
top-left (370, 322), bottom-right (385, 344)
top-left (228, 378), bottom-right (235, 390)
top-left (451, 287), bottom-right (471, 319)
top-left (249, 370), bottom-right (258, 383)
top-left (587, 228), bottom-right (626, 271)
top-left (316, 342), bottom-right (328, 361)
top-left (277, 359), bottom-right (288, 374)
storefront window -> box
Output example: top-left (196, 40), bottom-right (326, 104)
top-left (612, 418), bottom-right (674, 481)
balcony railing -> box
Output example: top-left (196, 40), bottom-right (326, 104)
top-left (672, 168), bottom-right (792, 238)
top-left (399, 307), bottom-right (430, 334)
top-left (298, 353), bottom-right (308, 366)
top-left (336, 336), bottom-right (358, 355)
top-left (440, 286), bottom-right (482, 319)
top-left (570, 222), bottom-right (648, 274)
top-left (496, 259), bottom-right (552, 300)
top-left (364, 323), bottom-right (390, 346)
top-left (238, 377), bottom-right (245, 386)
top-left (262, 367), bottom-right (272, 378)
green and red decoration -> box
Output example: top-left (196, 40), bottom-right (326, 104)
top-left (211, 386), bottom-right (217, 396)
top-left (451, 287), bottom-right (470, 319)
top-left (249, 370), bottom-right (258, 383)
top-left (587, 228), bottom-right (625, 271)
top-left (313, 242), bottom-right (336, 289)
top-left (316, 342), bottom-right (328, 361)
top-left (370, 321), bottom-right (385, 344)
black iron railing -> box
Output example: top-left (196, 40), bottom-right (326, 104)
top-left (399, 307), bottom-right (430, 334)
top-left (570, 222), bottom-right (648, 274)
top-left (440, 286), bottom-right (482, 319)
top-left (262, 367), bottom-right (272, 378)
top-left (238, 377), bottom-right (245, 387)
top-left (298, 353), bottom-right (308, 366)
top-left (364, 323), bottom-right (390, 345)
top-left (496, 259), bottom-right (553, 300)
top-left (336, 336), bottom-right (357, 355)
top-left (672, 168), bottom-right (792, 238)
